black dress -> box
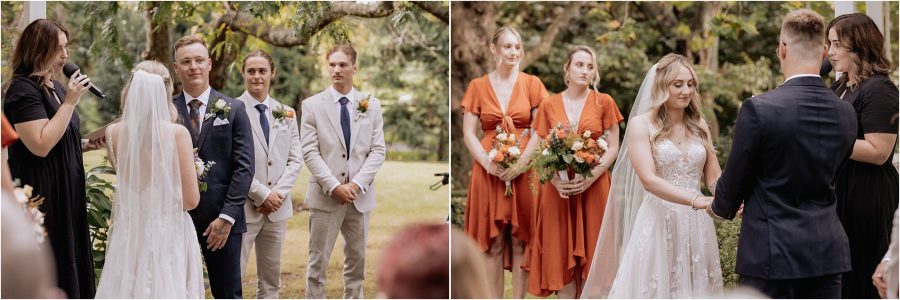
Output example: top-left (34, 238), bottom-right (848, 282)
top-left (832, 74), bottom-right (899, 299)
top-left (3, 76), bottom-right (95, 298)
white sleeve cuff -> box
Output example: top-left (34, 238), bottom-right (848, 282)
top-left (259, 190), bottom-right (272, 207)
top-left (326, 182), bottom-right (340, 196)
top-left (352, 179), bottom-right (367, 194)
top-left (218, 214), bottom-right (235, 224)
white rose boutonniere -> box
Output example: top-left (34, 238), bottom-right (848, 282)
top-left (205, 98), bottom-right (232, 121)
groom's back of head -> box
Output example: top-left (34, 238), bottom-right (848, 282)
top-left (781, 9), bottom-right (827, 63)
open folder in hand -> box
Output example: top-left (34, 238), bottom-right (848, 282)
top-left (83, 119), bottom-right (119, 141)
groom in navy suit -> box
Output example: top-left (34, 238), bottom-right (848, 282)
top-left (709, 9), bottom-right (857, 299)
top-left (172, 35), bottom-right (255, 298)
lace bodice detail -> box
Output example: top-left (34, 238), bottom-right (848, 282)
top-left (651, 138), bottom-right (706, 195)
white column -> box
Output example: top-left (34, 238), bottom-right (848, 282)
top-left (23, 1), bottom-right (46, 24)
top-left (834, 1), bottom-right (857, 17)
top-left (866, 1), bottom-right (886, 34)
top-left (866, 1), bottom-right (891, 58)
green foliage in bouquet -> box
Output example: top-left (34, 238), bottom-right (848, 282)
top-left (529, 123), bottom-right (608, 184)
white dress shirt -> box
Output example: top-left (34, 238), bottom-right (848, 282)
top-left (783, 74), bottom-right (821, 84)
top-left (184, 86), bottom-right (235, 225)
top-left (183, 87), bottom-right (212, 134)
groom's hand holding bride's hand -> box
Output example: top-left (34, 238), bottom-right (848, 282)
top-left (693, 196), bottom-right (713, 210)
top-left (203, 218), bottom-right (233, 251)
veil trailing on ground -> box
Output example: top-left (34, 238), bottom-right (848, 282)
top-left (95, 70), bottom-right (203, 298)
top-left (580, 64), bottom-right (658, 298)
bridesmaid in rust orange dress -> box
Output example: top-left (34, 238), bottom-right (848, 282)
top-left (525, 46), bottom-right (623, 298)
top-left (461, 26), bottom-right (549, 298)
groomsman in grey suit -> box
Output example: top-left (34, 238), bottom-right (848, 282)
top-left (301, 43), bottom-right (386, 299)
top-left (237, 50), bottom-right (303, 299)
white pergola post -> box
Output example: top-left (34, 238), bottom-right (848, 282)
top-left (23, 1), bottom-right (46, 23)
top-left (866, 1), bottom-right (891, 59)
top-left (835, 1), bottom-right (857, 16)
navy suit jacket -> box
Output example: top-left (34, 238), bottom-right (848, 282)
top-left (174, 88), bottom-right (254, 235)
top-left (711, 76), bottom-right (857, 279)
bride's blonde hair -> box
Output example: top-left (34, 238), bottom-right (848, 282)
top-left (120, 60), bottom-right (178, 123)
top-left (649, 54), bottom-right (715, 153)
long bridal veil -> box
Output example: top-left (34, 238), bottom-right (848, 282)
top-left (95, 70), bottom-right (203, 298)
top-left (580, 64), bottom-right (658, 299)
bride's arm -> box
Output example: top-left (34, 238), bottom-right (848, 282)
top-left (629, 116), bottom-right (704, 207)
top-left (174, 126), bottom-right (200, 210)
top-left (702, 122), bottom-right (722, 194)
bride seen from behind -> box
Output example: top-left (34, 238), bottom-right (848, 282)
top-left (582, 53), bottom-right (724, 298)
top-left (95, 61), bottom-right (204, 298)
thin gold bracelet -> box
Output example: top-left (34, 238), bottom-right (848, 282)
top-left (690, 195), bottom-right (701, 211)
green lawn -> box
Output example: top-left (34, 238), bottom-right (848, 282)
top-left (83, 151), bottom-right (449, 298)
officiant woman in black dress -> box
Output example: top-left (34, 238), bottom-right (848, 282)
top-left (2, 19), bottom-right (103, 298)
top-left (827, 13), bottom-right (899, 299)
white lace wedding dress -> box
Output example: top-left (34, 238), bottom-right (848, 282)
top-left (94, 70), bottom-right (204, 298)
top-left (606, 136), bottom-right (724, 298)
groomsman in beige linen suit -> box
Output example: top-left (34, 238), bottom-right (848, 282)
top-left (237, 50), bottom-right (303, 299)
top-left (301, 43), bottom-right (386, 299)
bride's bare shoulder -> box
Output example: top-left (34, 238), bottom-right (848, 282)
top-left (168, 123), bottom-right (190, 139)
top-left (628, 113), bottom-right (652, 132)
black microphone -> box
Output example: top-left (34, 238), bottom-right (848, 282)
top-left (62, 63), bottom-right (107, 99)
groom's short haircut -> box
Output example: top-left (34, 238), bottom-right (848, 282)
top-left (173, 35), bottom-right (209, 54)
top-left (781, 9), bottom-right (826, 60)
top-left (326, 43), bottom-right (357, 66)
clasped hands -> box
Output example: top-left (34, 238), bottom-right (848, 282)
top-left (550, 173), bottom-right (596, 198)
top-left (331, 182), bottom-right (361, 205)
top-left (256, 191), bottom-right (285, 215)
top-left (484, 160), bottom-right (525, 182)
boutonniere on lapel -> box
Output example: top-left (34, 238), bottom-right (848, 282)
top-left (204, 98), bottom-right (232, 121)
top-left (355, 94), bottom-right (371, 121)
top-left (271, 105), bottom-right (295, 128)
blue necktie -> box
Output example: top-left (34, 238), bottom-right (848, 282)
top-left (255, 103), bottom-right (269, 144)
top-left (339, 97), bottom-right (351, 154)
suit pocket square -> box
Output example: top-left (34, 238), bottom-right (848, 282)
top-left (213, 118), bottom-right (230, 126)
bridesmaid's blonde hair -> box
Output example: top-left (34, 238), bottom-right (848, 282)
top-left (120, 60), bottom-right (178, 123)
top-left (649, 54), bottom-right (715, 153)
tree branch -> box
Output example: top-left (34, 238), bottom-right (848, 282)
top-left (222, 2), bottom-right (396, 47)
top-left (412, 1), bottom-right (449, 23)
top-left (637, 2), bottom-right (678, 30)
top-left (521, 2), bottom-right (585, 69)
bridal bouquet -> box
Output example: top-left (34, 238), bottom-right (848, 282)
top-left (193, 148), bottom-right (216, 192)
top-left (487, 126), bottom-right (526, 196)
top-left (12, 181), bottom-right (46, 244)
top-left (530, 123), bottom-right (608, 185)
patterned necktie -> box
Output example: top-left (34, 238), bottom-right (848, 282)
top-left (339, 97), bottom-right (351, 155)
top-left (188, 99), bottom-right (202, 142)
top-left (256, 103), bottom-right (270, 144)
